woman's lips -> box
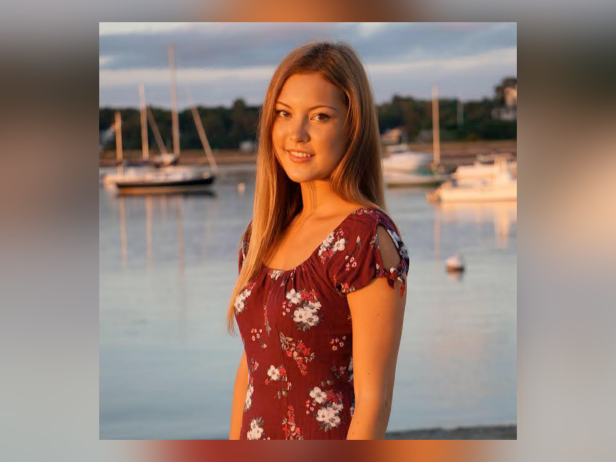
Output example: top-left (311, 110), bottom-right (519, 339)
top-left (287, 149), bottom-right (314, 163)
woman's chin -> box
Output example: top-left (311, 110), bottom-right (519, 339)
top-left (283, 168), bottom-right (316, 184)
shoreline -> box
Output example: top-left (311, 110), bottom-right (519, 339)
top-left (99, 140), bottom-right (517, 168)
top-left (201, 424), bottom-right (517, 440)
top-left (385, 423), bottom-right (517, 440)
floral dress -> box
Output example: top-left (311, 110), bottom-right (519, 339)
top-left (234, 207), bottom-right (409, 440)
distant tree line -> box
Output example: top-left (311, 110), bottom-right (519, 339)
top-left (100, 77), bottom-right (516, 151)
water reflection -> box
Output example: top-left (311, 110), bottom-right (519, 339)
top-left (101, 177), bottom-right (516, 439)
top-left (446, 270), bottom-right (464, 283)
top-left (435, 202), bottom-right (517, 249)
top-left (119, 196), bottom-right (128, 270)
top-left (146, 196), bottom-right (153, 270)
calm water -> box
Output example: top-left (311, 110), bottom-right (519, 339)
top-left (99, 166), bottom-right (517, 439)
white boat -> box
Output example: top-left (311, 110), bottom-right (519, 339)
top-left (446, 253), bottom-right (465, 272)
top-left (452, 158), bottom-right (517, 184)
top-left (382, 144), bottom-right (432, 173)
top-left (384, 171), bottom-right (449, 187)
top-left (427, 159), bottom-right (517, 203)
top-left (102, 166), bottom-right (155, 187)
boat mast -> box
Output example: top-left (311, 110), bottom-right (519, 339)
top-left (432, 85), bottom-right (441, 166)
top-left (185, 84), bottom-right (219, 173)
top-left (168, 45), bottom-right (180, 158)
top-left (138, 83), bottom-right (149, 162)
top-left (146, 108), bottom-right (169, 155)
top-left (114, 111), bottom-right (123, 169)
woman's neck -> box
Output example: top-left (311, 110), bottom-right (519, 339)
top-left (299, 180), bottom-right (351, 218)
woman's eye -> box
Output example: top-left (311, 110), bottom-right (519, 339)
top-left (276, 110), bottom-right (290, 118)
top-left (313, 113), bottom-right (331, 122)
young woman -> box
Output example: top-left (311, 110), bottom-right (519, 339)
top-left (227, 41), bottom-right (409, 440)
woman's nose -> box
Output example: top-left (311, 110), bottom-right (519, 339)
top-left (289, 118), bottom-right (310, 143)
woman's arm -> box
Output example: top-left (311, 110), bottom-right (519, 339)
top-left (228, 350), bottom-right (249, 440)
top-left (346, 226), bottom-right (407, 440)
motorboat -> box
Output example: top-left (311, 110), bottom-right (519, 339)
top-left (427, 158), bottom-right (517, 203)
top-left (382, 144), bottom-right (432, 173)
top-left (452, 156), bottom-right (517, 184)
top-left (384, 170), bottom-right (449, 187)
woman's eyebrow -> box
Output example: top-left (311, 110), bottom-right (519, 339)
top-left (276, 101), bottom-right (338, 112)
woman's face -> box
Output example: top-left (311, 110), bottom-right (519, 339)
top-left (272, 72), bottom-right (348, 184)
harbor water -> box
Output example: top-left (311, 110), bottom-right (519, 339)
top-left (99, 166), bottom-right (517, 439)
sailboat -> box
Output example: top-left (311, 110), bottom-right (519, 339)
top-left (384, 86), bottom-right (450, 187)
top-left (102, 85), bottom-right (158, 188)
top-left (115, 45), bottom-right (218, 195)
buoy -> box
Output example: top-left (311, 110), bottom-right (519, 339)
top-left (446, 253), bottom-right (464, 272)
top-left (238, 182), bottom-right (246, 194)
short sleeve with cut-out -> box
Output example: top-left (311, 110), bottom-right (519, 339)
top-left (325, 208), bottom-right (409, 297)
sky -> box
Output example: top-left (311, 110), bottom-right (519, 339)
top-left (99, 22), bottom-right (517, 109)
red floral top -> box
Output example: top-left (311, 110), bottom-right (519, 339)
top-left (234, 207), bottom-right (409, 440)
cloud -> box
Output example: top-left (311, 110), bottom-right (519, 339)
top-left (99, 22), bottom-right (188, 36)
top-left (367, 46), bottom-right (517, 75)
top-left (100, 46), bottom-right (515, 87)
top-left (99, 65), bottom-right (276, 86)
top-left (99, 22), bottom-right (516, 70)
top-left (98, 22), bottom-right (517, 108)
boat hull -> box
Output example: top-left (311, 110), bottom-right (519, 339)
top-left (431, 182), bottom-right (517, 202)
top-left (382, 152), bottom-right (432, 173)
top-left (116, 175), bottom-right (216, 195)
top-left (385, 171), bottom-right (449, 187)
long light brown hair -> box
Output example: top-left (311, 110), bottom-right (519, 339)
top-left (226, 41), bottom-right (386, 334)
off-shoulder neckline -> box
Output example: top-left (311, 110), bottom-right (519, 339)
top-left (262, 206), bottom-right (383, 275)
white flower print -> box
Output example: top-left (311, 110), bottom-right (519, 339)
top-left (285, 289), bottom-right (302, 304)
top-left (247, 417), bottom-right (265, 440)
top-left (348, 356), bottom-right (354, 382)
top-left (244, 382), bottom-right (254, 411)
top-left (304, 310), bottom-right (319, 327)
top-left (316, 407), bottom-right (332, 422)
top-left (284, 289), bottom-right (322, 331)
top-left (269, 269), bottom-right (284, 280)
top-left (309, 387), bottom-right (327, 404)
top-left (234, 294), bottom-right (246, 313)
top-left (234, 282), bottom-right (255, 314)
top-left (316, 407), bottom-right (341, 429)
top-left (318, 229), bottom-right (347, 263)
top-left (330, 402), bottom-right (344, 413)
top-left (293, 307), bottom-right (310, 324)
top-left (267, 365), bottom-right (281, 381)
top-left (333, 238), bottom-right (346, 252)
top-left (308, 385), bottom-right (345, 431)
top-left (293, 307), bottom-right (319, 328)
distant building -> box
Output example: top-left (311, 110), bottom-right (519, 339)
top-left (504, 85), bottom-right (517, 107)
top-left (492, 84), bottom-right (517, 121)
top-left (381, 127), bottom-right (408, 145)
top-left (239, 140), bottom-right (256, 152)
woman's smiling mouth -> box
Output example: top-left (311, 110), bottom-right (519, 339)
top-left (287, 149), bottom-right (315, 163)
